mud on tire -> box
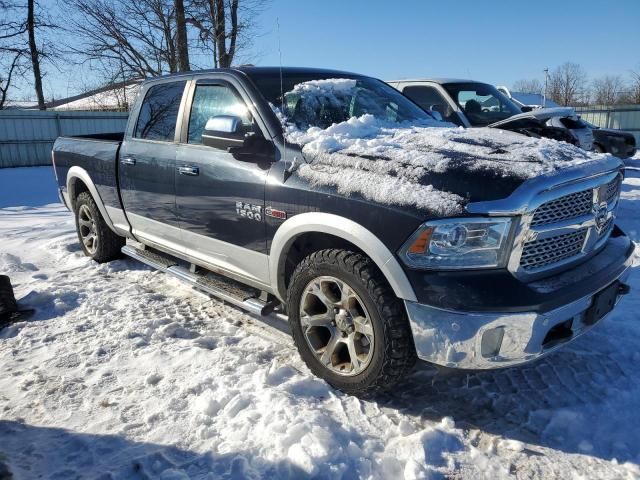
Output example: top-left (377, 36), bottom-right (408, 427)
top-left (287, 249), bottom-right (416, 396)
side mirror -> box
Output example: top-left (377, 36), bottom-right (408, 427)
top-left (202, 115), bottom-right (275, 162)
top-left (202, 115), bottom-right (244, 150)
top-left (521, 106), bottom-right (533, 113)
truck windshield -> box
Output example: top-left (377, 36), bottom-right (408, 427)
top-left (443, 82), bottom-right (522, 127)
top-left (250, 74), bottom-right (434, 129)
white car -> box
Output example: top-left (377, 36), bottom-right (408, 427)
top-left (388, 79), bottom-right (594, 150)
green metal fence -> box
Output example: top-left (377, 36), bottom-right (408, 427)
top-left (0, 110), bottom-right (128, 168)
top-left (575, 105), bottom-right (640, 145)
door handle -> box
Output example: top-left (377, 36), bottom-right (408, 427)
top-left (121, 156), bottom-right (136, 166)
top-left (177, 165), bottom-right (199, 176)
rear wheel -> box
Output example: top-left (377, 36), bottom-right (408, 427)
top-left (287, 249), bottom-right (416, 396)
top-left (74, 192), bottom-right (124, 263)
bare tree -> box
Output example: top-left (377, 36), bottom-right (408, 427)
top-left (27, 0), bottom-right (45, 108)
top-left (67, 0), bottom-right (180, 79)
top-left (547, 62), bottom-right (588, 106)
top-left (174, 0), bottom-right (190, 71)
top-left (628, 68), bottom-right (640, 104)
top-left (592, 74), bottom-right (625, 106)
top-left (0, 1), bottom-right (27, 108)
top-left (512, 78), bottom-right (543, 95)
top-left (188, 0), bottom-right (266, 68)
top-left (0, 52), bottom-right (23, 108)
top-left (1, 0), bottom-right (61, 108)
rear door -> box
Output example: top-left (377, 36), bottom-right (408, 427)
top-left (119, 79), bottom-right (189, 252)
top-left (174, 77), bottom-right (272, 287)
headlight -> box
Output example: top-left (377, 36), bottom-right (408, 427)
top-left (399, 218), bottom-right (513, 269)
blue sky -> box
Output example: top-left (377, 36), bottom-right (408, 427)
top-left (251, 0), bottom-right (639, 86)
top-left (34, 0), bottom-right (640, 100)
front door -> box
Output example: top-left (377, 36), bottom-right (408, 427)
top-left (119, 80), bottom-right (188, 252)
top-left (175, 80), bottom-right (271, 286)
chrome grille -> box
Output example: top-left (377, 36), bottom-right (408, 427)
top-left (598, 217), bottom-right (614, 238)
top-left (604, 175), bottom-right (622, 204)
top-left (520, 229), bottom-right (588, 271)
top-left (530, 189), bottom-right (592, 227)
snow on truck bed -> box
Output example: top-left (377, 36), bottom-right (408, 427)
top-left (1, 168), bottom-right (640, 479)
top-left (280, 78), bottom-right (606, 215)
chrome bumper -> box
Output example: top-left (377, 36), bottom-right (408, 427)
top-left (404, 266), bottom-right (631, 370)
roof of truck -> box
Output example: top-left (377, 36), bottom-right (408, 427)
top-left (387, 78), bottom-right (482, 85)
top-left (145, 66), bottom-right (365, 83)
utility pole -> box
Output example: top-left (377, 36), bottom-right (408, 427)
top-left (543, 67), bottom-right (549, 108)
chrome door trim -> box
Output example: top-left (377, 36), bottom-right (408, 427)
top-left (128, 212), bottom-right (272, 292)
top-left (127, 212), bottom-right (185, 256)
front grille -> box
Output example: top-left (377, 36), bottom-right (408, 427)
top-left (515, 173), bottom-right (622, 275)
top-left (603, 175), bottom-right (622, 204)
top-left (530, 189), bottom-right (592, 227)
top-left (598, 217), bottom-right (614, 238)
top-left (520, 229), bottom-right (588, 271)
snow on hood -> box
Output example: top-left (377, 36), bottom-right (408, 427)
top-left (277, 79), bottom-right (606, 216)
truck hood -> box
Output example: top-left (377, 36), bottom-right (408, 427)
top-left (488, 107), bottom-right (576, 128)
top-left (286, 114), bottom-right (606, 217)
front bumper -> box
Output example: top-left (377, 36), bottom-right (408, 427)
top-left (404, 236), bottom-right (634, 369)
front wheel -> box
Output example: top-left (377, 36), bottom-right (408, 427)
top-left (287, 249), bottom-right (416, 396)
top-left (74, 191), bottom-right (124, 263)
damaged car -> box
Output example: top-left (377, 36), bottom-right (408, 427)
top-left (390, 79), bottom-right (594, 150)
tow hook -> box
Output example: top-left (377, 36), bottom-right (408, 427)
top-left (618, 283), bottom-right (631, 295)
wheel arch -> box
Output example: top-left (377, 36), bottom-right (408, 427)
top-left (66, 166), bottom-right (119, 234)
top-left (269, 212), bottom-right (417, 303)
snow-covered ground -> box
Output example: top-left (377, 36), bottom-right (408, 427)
top-left (0, 166), bottom-right (639, 479)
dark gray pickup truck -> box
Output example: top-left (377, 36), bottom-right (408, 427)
top-left (52, 67), bottom-right (634, 395)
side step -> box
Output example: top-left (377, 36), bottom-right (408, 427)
top-left (122, 245), bottom-right (274, 316)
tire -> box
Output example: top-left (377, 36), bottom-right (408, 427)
top-left (287, 249), bottom-right (416, 396)
top-left (74, 191), bottom-right (124, 263)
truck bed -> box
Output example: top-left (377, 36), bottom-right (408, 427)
top-left (52, 133), bottom-right (124, 214)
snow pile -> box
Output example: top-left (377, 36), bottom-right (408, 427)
top-left (278, 78), bottom-right (607, 215)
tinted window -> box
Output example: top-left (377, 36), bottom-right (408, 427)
top-left (134, 81), bottom-right (186, 141)
top-left (402, 85), bottom-right (461, 125)
top-left (403, 85), bottom-right (447, 109)
top-left (442, 82), bottom-right (521, 127)
top-left (187, 85), bottom-right (251, 144)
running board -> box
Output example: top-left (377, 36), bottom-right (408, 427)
top-left (122, 245), bottom-right (271, 316)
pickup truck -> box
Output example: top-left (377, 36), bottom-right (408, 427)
top-left (52, 67), bottom-right (634, 395)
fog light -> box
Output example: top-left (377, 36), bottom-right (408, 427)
top-left (481, 326), bottom-right (505, 358)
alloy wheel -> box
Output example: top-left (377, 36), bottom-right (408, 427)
top-left (78, 204), bottom-right (98, 255)
top-left (299, 275), bottom-right (375, 376)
